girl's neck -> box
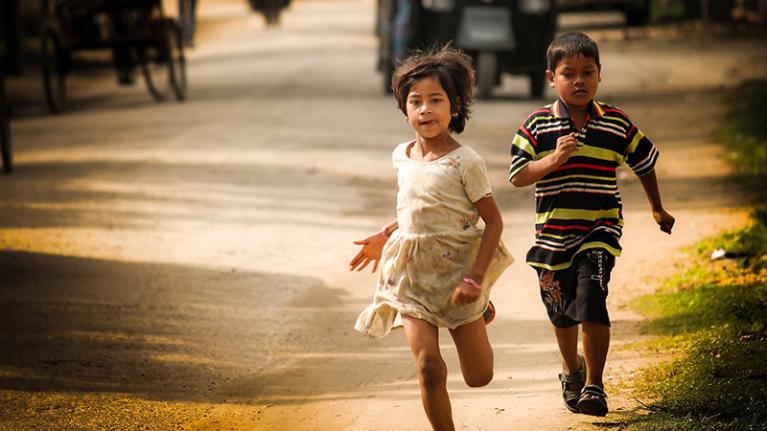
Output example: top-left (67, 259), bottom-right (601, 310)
top-left (411, 134), bottom-right (459, 162)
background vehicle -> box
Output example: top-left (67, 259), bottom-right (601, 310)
top-left (40, 0), bottom-right (186, 113)
top-left (557, 0), bottom-right (651, 26)
top-left (376, 0), bottom-right (558, 99)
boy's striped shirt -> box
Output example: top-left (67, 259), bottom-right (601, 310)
top-left (510, 99), bottom-right (658, 271)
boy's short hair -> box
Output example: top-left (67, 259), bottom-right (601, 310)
top-left (392, 45), bottom-right (474, 134)
top-left (546, 32), bottom-right (601, 72)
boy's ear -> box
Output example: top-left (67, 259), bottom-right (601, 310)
top-left (546, 70), bottom-right (555, 87)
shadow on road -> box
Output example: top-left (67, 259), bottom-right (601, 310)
top-left (0, 250), bottom-right (336, 403)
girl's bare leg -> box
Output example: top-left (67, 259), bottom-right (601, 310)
top-left (402, 315), bottom-right (454, 431)
top-left (449, 317), bottom-right (494, 387)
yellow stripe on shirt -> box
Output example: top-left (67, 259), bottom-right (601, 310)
top-left (535, 207), bottom-right (622, 225)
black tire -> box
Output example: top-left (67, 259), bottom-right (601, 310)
top-left (476, 51), bottom-right (496, 100)
top-left (264, 6), bottom-right (280, 25)
top-left (167, 20), bottom-right (187, 101)
top-left (529, 70), bottom-right (546, 99)
top-left (140, 20), bottom-right (173, 102)
top-left (41, 30), bottom-right (66, 114)
top-left (0, 75), bottom-right (11, 173)
top-left (249, 0), bottom-right (285, 26)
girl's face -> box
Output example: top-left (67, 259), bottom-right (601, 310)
top-left (405, 76), bottom-right (452, 140)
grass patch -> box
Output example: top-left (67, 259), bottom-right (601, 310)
top-left (720, 79), bottom-right (767, 201)
top-left (604, 80), bottom-right (767, 431)
top-left (621, 230), bottom-right (767, 431)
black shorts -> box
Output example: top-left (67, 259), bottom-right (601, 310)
top-left (535, 248), bottom-right (615, 328)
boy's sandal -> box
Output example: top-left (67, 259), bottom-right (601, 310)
top-left (576, 384), bottom-right (608, 417)
top-left (558, 354), bottom-right (585, 413)
top-left (483, 301), bottom-right (496, 325)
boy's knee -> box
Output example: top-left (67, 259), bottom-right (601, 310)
top-left (464, 369), bottom-right (493, 388)
top-left (416, 355), bottom-right (447, 390)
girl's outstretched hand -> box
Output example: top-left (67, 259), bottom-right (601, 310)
top-left (349, 232), bottom-right (387, 272)
top-left (451, 281), bottom-right (481, 305)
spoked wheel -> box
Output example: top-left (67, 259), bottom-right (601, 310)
top-left (140, 19), bottom-right (186, 102)
top-left (41, 30), bottom-right (67, 114)
top-left (167, 20), bottom-right (187, 101)
top-left (140, 19), bottom-right (172, 102)
top-left (0, 75), bottom-right (11, 173)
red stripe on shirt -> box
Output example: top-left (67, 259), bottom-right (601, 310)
top-left (521, 127), bottom-right (538, 147)
top-left (536, 220), bottom-right (617, 234)
top-left (555, 163), bottom-right (617, 172)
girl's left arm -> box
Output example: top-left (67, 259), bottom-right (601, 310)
top-left (451, 195), bottom-right (503, 304)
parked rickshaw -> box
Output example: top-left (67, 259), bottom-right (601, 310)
top-left (376, 0), bottom-right (558, 99)
top-left (40, 0), bottom-right (186, 113)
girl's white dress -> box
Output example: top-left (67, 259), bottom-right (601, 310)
top-left (355, 142), bottom-right (513, 338)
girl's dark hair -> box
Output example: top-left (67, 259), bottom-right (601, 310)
top-left (392, 45), bottom-right (475, 134)
top-left (546, 32), bottom-right (601, 72)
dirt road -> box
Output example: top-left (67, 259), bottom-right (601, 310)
top-left (1, 1), bottom-right (765, 430)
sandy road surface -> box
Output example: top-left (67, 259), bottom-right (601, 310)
top-left (1, 1), bottom-right (766, 430)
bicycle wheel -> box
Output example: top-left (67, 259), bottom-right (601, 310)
top-left (41, 30), bottom-right (66, 113)
top-left (0, 74), bottom-right (11, 173)
top-left (167, 20), bottom-right (187, 101)
top-left (140, 20), bottom-right (173, 102)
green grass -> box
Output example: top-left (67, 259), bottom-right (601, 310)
top-left (618, 233), bottom-right (767, 431)
top-left (720, 79), bottom-right (767, 201)
top-left (602, 81), bottom-right (767, 431)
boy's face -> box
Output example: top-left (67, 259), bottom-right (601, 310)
top-left (405, 76), bottom-right (452, 140)
top-left (546, 54), bottom-right (601, 112)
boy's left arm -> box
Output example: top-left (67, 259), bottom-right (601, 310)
top-left (638, 169), bottom-right (675, 234)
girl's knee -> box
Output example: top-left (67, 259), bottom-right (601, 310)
top-left (416, 354), bottom-right (447, 390)
top-left (464, 368), bottom-right (493, 388)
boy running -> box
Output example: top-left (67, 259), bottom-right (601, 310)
top-left (508, 32), bottom-right (675, 416)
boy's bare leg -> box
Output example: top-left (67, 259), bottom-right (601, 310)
top-left (402, 315), bottom-right (455, 431)
top-left (449, 317), bottom-right (493, 387)
top-left (582, 321), bottom-right (610, 387)
top-left (553, 325), bottom-right (580, 373)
